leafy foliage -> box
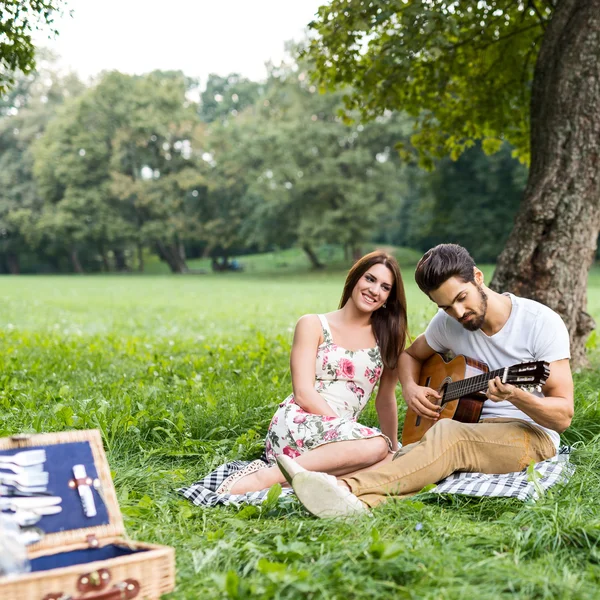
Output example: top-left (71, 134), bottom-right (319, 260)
top-left (0, 1), bottom-right (65, 95)
top-left (304, 0), bottom-right (554, 167)
top-left (200, 73), bottom-right (263, 124)
top-left (392, 143), bottom-right (528, 262)
top-left (0, 53), bottom-right (530, 272)
top-left (0, 52), bottom-right (84, 272)
top-left (30, 70), bottom-right (207, 272)
top-left (207, 66), bottom-right (411, 266)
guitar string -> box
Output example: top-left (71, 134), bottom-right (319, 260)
top-left (445, 372), bottom-right (484, 401)
top-left (442, 368), bottom-right (504, 402)
top-left (453, 369), bottom-right (503, 398)
top-left (442, 365), bottom-right (543, 403)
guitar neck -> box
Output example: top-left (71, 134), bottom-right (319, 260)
top-left (443, 367), bottom-right (507, 403)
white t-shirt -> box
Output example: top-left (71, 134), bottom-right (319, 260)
top-left (424, 293), bottom-right (570, 448)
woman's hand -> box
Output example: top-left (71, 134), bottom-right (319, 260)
top-left (375, 367), bottom-right (400, 451)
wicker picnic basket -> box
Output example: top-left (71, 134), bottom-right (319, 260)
top-left (0, 429), bottom-right (175, 600)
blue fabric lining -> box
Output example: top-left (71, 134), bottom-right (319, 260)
top-left (30, 545), bottom-right (148, 571)
top-left (0, 442), bottom-right (109, 533)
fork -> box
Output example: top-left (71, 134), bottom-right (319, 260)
top-left (0, 450), bottom-right (46, 467)
top-left (0, 463), bottom-right (44, 474)
top-left (0, 471), bottom-right (49, 488)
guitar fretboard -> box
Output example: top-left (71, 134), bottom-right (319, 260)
top-left (443, 368), bottom-right (507, 403)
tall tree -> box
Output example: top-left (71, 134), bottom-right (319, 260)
top-left (33, 70), bottom-right (206, 273)
top-left (491, 1), bottom-right (600, 366)
top-left (0, 54), bottom-right (84, 273)
top-left (208, 69), bottom-right (408, 268)
top-left (200, 73), bottom-right (263, 124)
top-left (393, 143), bottom-right (527, 262)
top-left (305, 0), bottom-right (600, 364)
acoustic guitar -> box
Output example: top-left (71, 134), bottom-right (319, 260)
top-left (401, 353), bottom-right (550, 445)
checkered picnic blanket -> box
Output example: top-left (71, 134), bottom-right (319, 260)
top-left (426, 445), bottom-right (574, 500)
top-left (177, 460), bottom-right (295, 507)
top-left (177, 446), bottom-right (574, 507)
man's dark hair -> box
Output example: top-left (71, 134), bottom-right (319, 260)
top-left (414, 244), bottom-right (476, 294)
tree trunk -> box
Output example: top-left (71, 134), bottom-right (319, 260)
top-left (6, 252), bottom-right (20, 275)
top-left (99, 245), bottom-right (110, 272)
top-left (137, 244), bottom-right (144, 273)
top-left (114, 249), bottom-right (129, 272)
top-left (70, 247), bottom-right (84, 274)
top-left (491, 0), bottom-right (600, 367)
top-left (155, 240), bottom-right (189, 273)
top-left (302, 243), bottom-right (324, 269)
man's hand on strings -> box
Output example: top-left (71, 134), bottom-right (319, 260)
top-left (486, 376), bottom-right (517, 403)
top-left (403, 383), bottom-right (442, 420)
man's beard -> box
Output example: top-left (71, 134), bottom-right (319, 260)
top-left (459, 286), bottom-right (488, 331)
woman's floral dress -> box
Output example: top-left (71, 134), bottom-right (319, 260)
top-left (264, 314), bottom-right (391, 463)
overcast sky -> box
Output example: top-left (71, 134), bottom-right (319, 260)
top-left (36, 0), bottom-right (325, 87)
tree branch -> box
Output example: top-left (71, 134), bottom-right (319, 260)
top-left (528, 0), bottom-right (549, 29)
top-left (450, 21), bottom-right (543, 52)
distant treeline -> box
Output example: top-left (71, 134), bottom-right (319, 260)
top-left (0, 53), bottom-right (527, 274)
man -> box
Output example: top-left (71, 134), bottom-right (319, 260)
top-left (277, 244), bottom-right (574, 517)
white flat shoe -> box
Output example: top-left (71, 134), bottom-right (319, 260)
top-left (276, 454), bottom-right (306, 485)
top-left (276, 455), bottom-right (369, 518)
top-left (292, 472), bottom-right (369, 518)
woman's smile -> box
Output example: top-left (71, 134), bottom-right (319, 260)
top-left (351, 263), bottom-right (393, 312)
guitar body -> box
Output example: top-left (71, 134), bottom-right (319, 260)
top-left (401, 354), bottom-right (489, 445)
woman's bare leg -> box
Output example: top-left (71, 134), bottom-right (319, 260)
top-left (229, 436), bottom-right (389, 494)
top-left (339, 452), bottom-right (395, 478)
top-left (320, 444), bottom-right (419, 490)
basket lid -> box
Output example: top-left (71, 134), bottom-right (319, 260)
top-left (0, 429), bottom-right (124, 554)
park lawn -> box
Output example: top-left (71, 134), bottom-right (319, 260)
top-left (1, 269), bottom-right (600, 599)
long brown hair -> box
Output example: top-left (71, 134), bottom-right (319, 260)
top-left (338, 250), bottom-right (408, 370)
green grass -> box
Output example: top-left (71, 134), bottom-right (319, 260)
top-left (2, 260), bottom-right (600, 599)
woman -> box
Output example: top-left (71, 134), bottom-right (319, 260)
top-left (217, 250), bottom-right (409, 495)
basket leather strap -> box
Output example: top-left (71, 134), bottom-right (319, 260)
top-left (43, 578), bottom-right (139, 600)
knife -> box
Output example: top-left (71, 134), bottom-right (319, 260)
top-left (73, 464), bottom-right (96, 517)
top-left (0, 496), bottom-right (62, 509)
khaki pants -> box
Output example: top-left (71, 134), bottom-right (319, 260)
top-left (341, 418), bottom-right (557, 508)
